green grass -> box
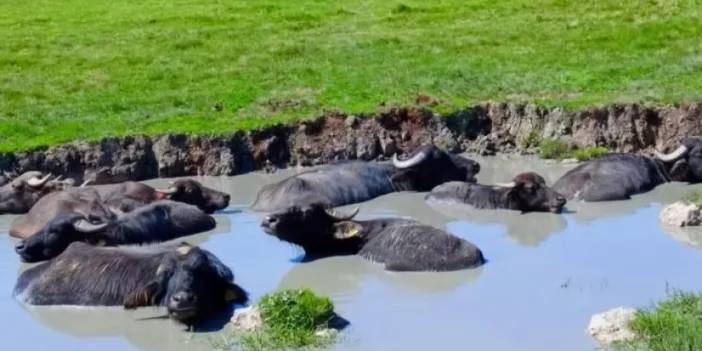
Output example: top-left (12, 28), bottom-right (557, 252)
top-left (616, 291), bottom-right (702, 351)
top-left (537, 138), bottom-right (608, 161)
top-left (2, 1), bottom-right (702, 152)
top-left (221, 289), bottom-right (338, 351)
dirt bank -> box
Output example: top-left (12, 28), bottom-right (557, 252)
top-left (2, 102), bottom-right (701, 183)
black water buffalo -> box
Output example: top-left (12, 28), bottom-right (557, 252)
top-left (0, 171), bottom-right (74, 214)
top-left (261, 204), bottom-right (484, 271)
top-left (427, 172), bottom-right (567, 213)
top-left (98, 179), bottom-right (230, 214)
top-left (10, 187), bottom-right (114, 239)
top-left (553, 139), bottom-right (702, 201)
top-left (252, 145), bottom-right (480, 211)
top-left (14, 242), bottom-right (247, 325)
top-left (15, 201), bottom-right (216, 262)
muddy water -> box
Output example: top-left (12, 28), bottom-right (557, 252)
top-left (2, 155), bottom-right (702, 351)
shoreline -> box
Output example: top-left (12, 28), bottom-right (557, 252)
top-left (3, 102), bottom-right (700, 184)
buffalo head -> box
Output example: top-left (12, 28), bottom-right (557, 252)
top-left (0, 172), bottom-right (70, 214)
top-left (261, 204), bottom-right (362, 254)
top-left (498, 172), bottom-right (566, 213)
top-left (391, 145), bottom-right (480, 191)
top-left (156, 179), bottom-right (230, 213)
top-left (123, 243), bottom-right (248, 324)
top-left (655, 138), bottom-right (702, 182)
top-left (15, 213), bottom-right (110, 262)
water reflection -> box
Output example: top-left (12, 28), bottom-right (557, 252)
top-left (277, 255), bottom-right (483, 298)
top-left (16, 304), bottom-right (216, 351)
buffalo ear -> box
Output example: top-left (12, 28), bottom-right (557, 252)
top-left (223, 283), bottom-right (248, 304)
top-left (123, 282), bottom-right (164, 309)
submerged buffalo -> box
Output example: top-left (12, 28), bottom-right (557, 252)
top-left (14, 242), bottom-right (247, 325)
top-left (98, 179), bottom-right (230, 214)
top-left (554, 138), bottom-right (702, 201)
top-left (252, 145), bottom-right (480, 211)
top-left (15, 201), bottom-right (216, 262)
top-left (10, 187), bottom-right (114, 239)
top-left (9, 178), bottom-right (229, 239)
top-left (0, 171), bottom-right (74, 214)
top-left (261, 204), bottom-right (485, 271)
top-left (427, 172), bottom-right (567, 213)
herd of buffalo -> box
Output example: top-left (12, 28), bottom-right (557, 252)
top-left (3, 138), bottom-right (702, 328)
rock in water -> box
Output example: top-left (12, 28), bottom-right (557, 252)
top-left (587, 307), bottom-right (637, 346)
top-left (660, 201), bottom-right (702, 227)
top-left (230, 306), bottom-right (263, 332)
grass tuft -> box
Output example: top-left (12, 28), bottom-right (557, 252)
top-left (615, 291), bottom-right (702, 351)
top-left (537, 138), bottom-right (608, 161)
top-left (220, 288), bottom-right (338, 351)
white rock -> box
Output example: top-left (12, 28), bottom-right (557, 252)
top-left (660, 201), bottom-right (702, 227)
top-left (587, 307), bottom-right (637, 346)
top-left (230, 306), bottom-right (263, 332)
top-left (561, 158), bottom-right (579, 164)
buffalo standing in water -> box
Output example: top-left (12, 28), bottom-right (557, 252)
top-left (15, 201), bottom-right (216, 262)
top-left (427, 172), bottom-right (567, 213)
top-left (261, 204), bottom-right (484, 271)
top-left (553, 138), bottom-right (702, 201)
top-left (14, 242), bottom-right (247, 325)
top-left (252, 145), bottom-right (480, 211)
top-left (0, 171), bottom-right (74, 214)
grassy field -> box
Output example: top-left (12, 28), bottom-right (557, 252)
top-left (1, 0), bottom-right (702, 152)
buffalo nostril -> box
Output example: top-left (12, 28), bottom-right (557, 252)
top-left (223, 194), bottom-right (231, 202)
top-left (15, 243), bottom-right (25, 253)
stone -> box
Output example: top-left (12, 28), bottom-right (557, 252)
top-left (586, 307), bottom-right (637, 346)
top-left (230, 306), bottom-right (263, 332)
top-left (660, 201), bottom-right (702, 227)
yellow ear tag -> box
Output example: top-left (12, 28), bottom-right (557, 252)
top-left (176, 244), bottom-right (193, 256)
top-left (224, 289), bottom-right (238, 302)
top-left (334, 222), bottom-right (361, 239)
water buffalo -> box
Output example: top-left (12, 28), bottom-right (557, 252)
top-left (15, 200), bottom-right (216, 262)
top-left (427, 172), bottom-right (567, 213)
top-left (10, 187), bottom-right (114, 239)
top-left (252, 145), bottom-right (480, 211)
top-left (14, 242), bottom-right (247, 325)
top-left (261, 204), bottom-right (485, 271)
top-left (10, 178), bottom-right (227, 239)
top-left (0, 171), bottom-right (73, 214)
top-left (98, 179), bottom-right (230, 214)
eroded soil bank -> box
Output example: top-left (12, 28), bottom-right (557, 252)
top-left (3, 102), bottom-right (701, 183)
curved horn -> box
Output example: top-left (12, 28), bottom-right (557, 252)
top-left (392, 149), bottom-right (429, 169)
top-left (72, 219), bottom-right (109, 233)
top-left (80, 179), bottom-right (92, 187)
top-left (27, 173), bottom-right (53, 187)
top-left (654, 145), bottom-right (689, 162)
top-left (324, 207), bottom-right (360, 221)
top-left (156, 186), bottom-right (178, 195)
top-left (495, 182), bottom-right (516, 188)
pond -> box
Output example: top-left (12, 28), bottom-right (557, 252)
top-left (2, 154), bottom-right (702, 351)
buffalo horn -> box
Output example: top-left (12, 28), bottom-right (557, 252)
top-left (26, 173), bottom-right (53, 187)
top-left (72, 219), bottom-right (109, 233)
top-left (654, 145), bottom-right (688, 162)
top-left (392, 149), bottom-right (429, 169)
top-left (324, 206), bottom-right (360, 221)
top-left (495, 181), bottom-right (516, 188)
